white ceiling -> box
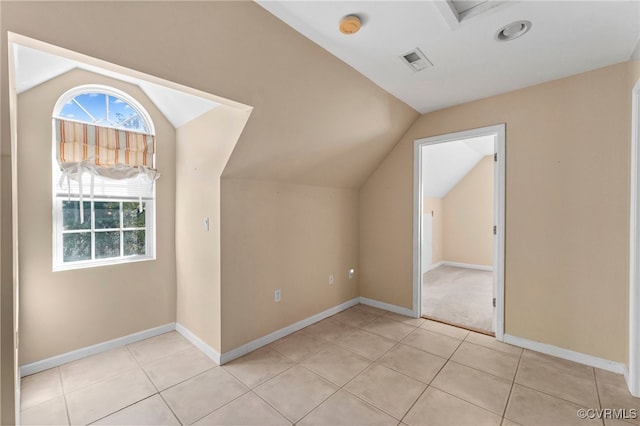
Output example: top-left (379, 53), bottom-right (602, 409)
top-left (12, 44), bottom-right (220, 128)
top-left (422, 135), bottom-right (494, 198)
top-left (257, 0), bottom-right (640, 114)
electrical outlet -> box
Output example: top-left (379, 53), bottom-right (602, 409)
top-left (274, 289), bottom-right (281, 302)
top-left (329, 274), bottom-right (335, 285)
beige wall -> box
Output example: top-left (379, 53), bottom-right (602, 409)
top-left (17, 69), bottom-right (177, 364)
top-left (442, 156), bottom-right (493, 266)
top-left (0, 1), bottom-right (416, 373)
top-left (361, 61), bottom-right (633, 363)
top-left (221, 179), bottom-right (359, 352)
top-left (423, 197), bottom-right (443, 265)
top-left (176, 107), bottom-right (249, 353)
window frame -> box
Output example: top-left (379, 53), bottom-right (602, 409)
top-left (53, 197), bottom-right (156, 270)
top-left (51, 85), bottom-right (157, 271)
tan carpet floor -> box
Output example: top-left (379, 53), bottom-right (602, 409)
top-left (422, 264), bottom-right (494, 333)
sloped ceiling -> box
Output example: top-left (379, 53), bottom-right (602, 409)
top-left (12, 44), bottom-right (220, 128)
top-left (2, 1), bottom-right (419, 188)
top-left (258, 0), bottom-right (640, 114)
top-left (422, 135), bottom-right (494, 198)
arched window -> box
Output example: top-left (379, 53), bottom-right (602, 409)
top-left (51, 85), bottom-right (158, 270)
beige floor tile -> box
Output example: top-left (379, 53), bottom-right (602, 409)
top-left (401, 328), bottom-right (462, 359)
top-left (363, 317), bottom-right (417, 342)
top-left (20, 395), bottom-right (68, 426)
top-left (59, 347), bottom-right (138, 393)
top-left (420, 320), bottom-right (469, 340)
top-left (127, 332), bottom-right (195, 365)
top-left (383, 312), bottom-right (425, 327)
top-left (223, 347), bottom-right (294, 388)
top-left (431, 361), bottom-right (511, 415)
top-left (344, 364), bottom-right (426, 419)
top-left (516, 350), bottom-right (599, 408)
top-left (332, 307), bottom-right (382, 328)
top-left (465, 332), bottom-right (521, 355)
top-left (193, 391), bottom-right (291, 425)
top-left (335, 328), bottom-right (396, 360)
top-left (92, 394), bottom-right (179, 425)
top-left (142, 345), bottom-right (217, 390)
top-left (500, 418), bottom-right (524, 426)
top-left (66, 368), bottom-right (156, 425)
top-left (451, 342), bottom-right (520, 381)
top-left (299, 389), bottom-right (397, 426)
top-left (20, 368), bottom-right (64, 411)
top-left (353, 304), bottom-right (388, 316)
top-left (161, 367), bottom-right (248, 425)
top-left (403, 387), bottom-right (502, 426)
top-left (301, 344), bottom-right (371, 386)
top-left (269, 331), bottom-right (328, 362)
top-left (254, 365), bottom-right (337, 423)
top-left (302, 318), bottom-right (356, 342)
top-left (596, 369), bottom-right (640, 425)
top-left (377, 344), bottom-right (446, 384)
top-left (505, 384), bottom-right (601, 426)
top-left (605, 420), bottom-right (640, 426)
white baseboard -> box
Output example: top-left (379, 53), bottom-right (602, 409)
top-left (175, 323), bottom-right (221, 365)
top-left (359, 297), bottom-right (414, 317)
top-left (219, 297), bottom-right (360, 364)
top-left (443, 261), bottom-right (493, 271)
top-left (425, 261), bottom-right (444, 272)
top-left (503, 334), bottom-right (627, 375)
top-left (19, 322), bottom-right (176, 377)
top-left (18, 296), bottom-right (412, 377)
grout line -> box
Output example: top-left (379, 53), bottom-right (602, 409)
top-left (500, 340), bottom-right (524, 424)
top-left (156, 392), bottom-right (185, 426)
top-left (188, 388), bottom-right (252, 425)
top-left (87, 394), bottom-right (159, 425)
top-left (591, 367), bottom-right (606, 426)
top-left (57, 367), bottom-right (72, 426)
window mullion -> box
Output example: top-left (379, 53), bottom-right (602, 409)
top-left (120, 201), bottom-right (124, 257)
top-left (91, 201), bottom-right (96, 260)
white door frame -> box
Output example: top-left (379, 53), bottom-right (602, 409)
top-left (629, 77), bottom-right (640, 397)
top-left (413, 124), bottom-right (506, 340)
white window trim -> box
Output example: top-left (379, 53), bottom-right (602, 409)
top-left (52, 197), bottom-right (156, 271)
top-left (51, 85), bottom-right (157, 271)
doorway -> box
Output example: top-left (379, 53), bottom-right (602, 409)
top-left (413, 124), bottom-right (505, 340)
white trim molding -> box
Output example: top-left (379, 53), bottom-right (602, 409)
top-left (414, 124), bottom-right (506, 341)
top-left (442, 261), bottom-right (493, 271)
top-left (504, 334), bottom-right (627, 375)
top-left (19, 323), bottom-right (175, 377)
top-left (425, 261), bottom-right (444, 272)
top-left (359, 297), bottom-right (415, 317)
top-left (629, 76), bottom-right (640, 397)
top-left (219, 298), bottom-right (360, 364)
top-left (175, 323), bottom-right (221, 365)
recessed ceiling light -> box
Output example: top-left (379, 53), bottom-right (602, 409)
top-left (339, 15), bottom-right (362, 35)
top-left (495, 20), bottom-right (531, 42)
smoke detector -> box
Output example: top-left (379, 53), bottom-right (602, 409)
top-left (400, 48), bottom-right (433, 72)
top-left (339, 15), bottom-right (362, 35)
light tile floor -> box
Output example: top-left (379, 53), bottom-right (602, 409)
top-left (20, 304), bottom-right (640, 425)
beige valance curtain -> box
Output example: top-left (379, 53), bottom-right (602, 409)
top-left (55, 118), bottom-right (156, 170)
top-left (54, 118), bottom-right (160, 222)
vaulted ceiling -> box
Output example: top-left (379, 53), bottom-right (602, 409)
top-left (258, 0), bottom-right (640, 113)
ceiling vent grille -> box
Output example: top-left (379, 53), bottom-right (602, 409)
top-left (401, 48), bottom-right (433, 72)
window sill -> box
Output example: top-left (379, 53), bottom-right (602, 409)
top-left (52, 254), bottom-right (155, 272)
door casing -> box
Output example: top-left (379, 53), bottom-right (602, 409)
top-left (413, 124), bottom-right (506, 340)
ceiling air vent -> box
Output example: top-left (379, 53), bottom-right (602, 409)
top-left (401, 48), bottom-right (433, 72)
